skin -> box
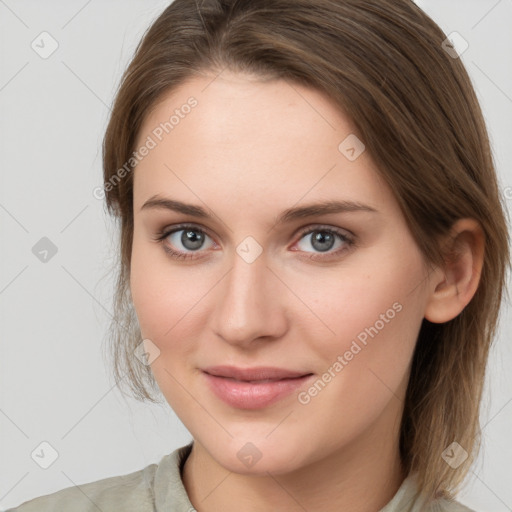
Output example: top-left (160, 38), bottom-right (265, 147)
top-left (129, 70), bottom-right (484, 512)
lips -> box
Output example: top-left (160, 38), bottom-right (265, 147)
top-left (201, 366), bottom-right (315, 409)
top-left (202, 365), bottom-right (312, 381)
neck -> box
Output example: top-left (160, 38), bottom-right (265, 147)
top-left (182, 411), bottom-right (405, 512)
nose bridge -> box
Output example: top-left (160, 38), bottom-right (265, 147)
top-left (212, 246), bottom-right (286, 345)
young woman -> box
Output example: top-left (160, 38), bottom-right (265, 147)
top-left (9, 0), bottom-right (510, 511)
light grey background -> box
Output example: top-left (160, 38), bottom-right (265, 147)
top-left (0, 1), bottom-right (511, 510)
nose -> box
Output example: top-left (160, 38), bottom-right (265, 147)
top-left (210, 248), bottom-right (289, 349)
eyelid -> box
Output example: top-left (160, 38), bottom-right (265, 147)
top-left (155, 222), bottom-right (355, 260)
top-left (156, 223), bottom-right (215, 241)
top-left (156, 223), bottom-right (354, 244)
top-left (293, 223), bottom-right (355, 241)
top-left (153, 223), bottom-right (217, 261)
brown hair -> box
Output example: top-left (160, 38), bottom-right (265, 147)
top-left (101, 0), bottom-right (510, 504)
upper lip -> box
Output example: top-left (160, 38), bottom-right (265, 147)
top-left (203, 365), bottom-right (313, 381)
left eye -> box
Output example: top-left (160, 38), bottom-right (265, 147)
top-left (293, 227), bottom-right (353, 256)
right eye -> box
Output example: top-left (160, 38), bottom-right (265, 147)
top-left (154, 224), bottom-right (217, 260)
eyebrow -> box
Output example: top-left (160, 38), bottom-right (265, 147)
top-left (140, 195), bottom-right (378, 224)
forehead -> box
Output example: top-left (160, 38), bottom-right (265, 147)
top-left (137, 70), bottom-right (353, 152)
top-left (132, 71), bottom-right (394, 218)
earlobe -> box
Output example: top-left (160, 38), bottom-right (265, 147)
top-left (424, 219), bottom-right (485, 324)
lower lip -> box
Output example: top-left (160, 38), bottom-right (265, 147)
top-left (203, 372), bottom-right (314, 410)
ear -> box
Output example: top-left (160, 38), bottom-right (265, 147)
top-left (424, 218), bottom-right (485, 324)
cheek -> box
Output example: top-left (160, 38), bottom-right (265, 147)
top-left (290, 243), bottom-right (426, 353)
top-left (129, 239), bottom-right (203, 404)
top-left (130, 232), bottom-right (216, 352)
top-left (293, 282), bottom-right (424, 442)
top-left (300, 302), bottom-right (421, 442)
top-left (295, 248), bottom-right (427, 413)
top-left (130, 233), bottom-right (176, 348)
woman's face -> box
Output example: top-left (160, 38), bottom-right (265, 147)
top-left (130, 70), bottom-right (433, 474)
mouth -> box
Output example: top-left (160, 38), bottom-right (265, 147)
top-left (201, 367), bottom-right (315, 409)
top-left (219, 377), bottom-right (307, 383)
top-left (202, 365), bottom-right (313, 381)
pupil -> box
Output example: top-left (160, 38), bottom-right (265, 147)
top-left (312, 231), bottom-right (334, 252)
top-left (182, 230), bottom-right (204, 250)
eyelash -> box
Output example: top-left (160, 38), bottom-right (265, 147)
top-left (153, 223), bottom-right (355, 261)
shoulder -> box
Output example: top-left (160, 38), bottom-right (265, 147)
top-left (431, 497), bottom-right (477, 512)
top-left (5, 440), bottom-right (200, 512)
top-left (5, 463), bottom-right (159, 512)
top-left (380, 474), bottom-right (478, 512)
top-left (6, 443), bottom-right (195, 512)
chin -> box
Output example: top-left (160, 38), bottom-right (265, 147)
top-left (204, 436), bottom-right (310, 476)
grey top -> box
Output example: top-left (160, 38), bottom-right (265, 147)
top-left (7, 442), bottom-right (475, 512)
